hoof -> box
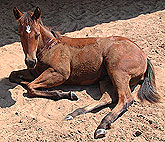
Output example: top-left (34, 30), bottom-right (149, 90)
top-left (70, 92), bottom-right (78, 101)
top-left (65, 115), bottom-right (73, 120)
top-left (94, 129), bottom-right (106, 139)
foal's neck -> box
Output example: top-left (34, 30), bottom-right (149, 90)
top-left (37, 25), bottom-right (58, 60)
top-left (39, 25), bottom-right (55, 47)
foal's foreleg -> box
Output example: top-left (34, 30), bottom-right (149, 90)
top-left (9, 69), bottom-right (36, 88)
top-left (27, 68), bottom-right (78, 101)
top-left (65, 80), bottom-right (112, 120)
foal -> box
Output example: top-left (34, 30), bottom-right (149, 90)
top-left (9, 7), bottom-right (160, 138)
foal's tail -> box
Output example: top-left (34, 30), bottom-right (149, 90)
top-left (138, 59), bottom-right (161, 103)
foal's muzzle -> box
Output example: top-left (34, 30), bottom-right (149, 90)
top-left (25, 58), bottom-right (37, 69)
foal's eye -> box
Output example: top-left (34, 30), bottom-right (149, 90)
top-left (35, 33), bottom-right (40, 40)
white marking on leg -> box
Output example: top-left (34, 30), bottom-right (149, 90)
top-left (65, 115), bottom-right (73, 120)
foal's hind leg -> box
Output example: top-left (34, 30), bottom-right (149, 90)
top-left (94, 71), bottom-right (134, 139)
top-left (65, 80), bottom-right (112, 120)
top-left (27, 68), bottom-right (78, 101)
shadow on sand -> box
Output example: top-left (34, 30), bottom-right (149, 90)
top-left (0, 78), bottom-right (17, 108)
top-left (0, 0), bottom-right (164, 46)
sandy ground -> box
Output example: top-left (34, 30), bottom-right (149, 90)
top-left (0, 0), bottom-right (165, 141)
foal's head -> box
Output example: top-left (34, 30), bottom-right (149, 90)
top-left (13, 7), bottom-right (42, 69)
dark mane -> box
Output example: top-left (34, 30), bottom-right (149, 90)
top-left (43, 25), bottom-right (61, 40)
top-left (51, 30), bottom-right (61, 39)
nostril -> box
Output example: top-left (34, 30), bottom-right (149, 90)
top-left (25, 58), bottom-right (37, 68)
top-left (29, 60), bottom-right (35, 67)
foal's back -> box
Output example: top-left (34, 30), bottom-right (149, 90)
top-left (61, 36), bottom-right (147, 85)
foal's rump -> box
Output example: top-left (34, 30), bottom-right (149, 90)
top-left (102, 36), bottom-right (148, 74)
top-left (102, 36), bottom-right (160, 103)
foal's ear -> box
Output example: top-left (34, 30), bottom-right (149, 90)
top-left (13, 7), bottom-right (23, 20)
top-left (32, 7), bottom-right (41, 20)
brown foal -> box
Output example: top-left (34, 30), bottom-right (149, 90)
top-left (9, 7), bottom-right (160, 138)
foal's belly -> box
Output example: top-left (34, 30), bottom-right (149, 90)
top-left (66, 66), bottom-right (104, 85)
top-left (66, 55), bottom-right (105, 85)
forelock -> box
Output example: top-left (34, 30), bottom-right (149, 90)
top-left (22, 11), bottom-right (34, 26)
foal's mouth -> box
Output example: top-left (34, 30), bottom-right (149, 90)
top-left (25, 58), bottom-right (37, 69)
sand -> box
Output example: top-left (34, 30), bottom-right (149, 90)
top-left (0, 0), bottom-right (165, 141)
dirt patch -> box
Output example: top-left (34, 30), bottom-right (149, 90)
top-left (0, 0), bottom-right (165, 141)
